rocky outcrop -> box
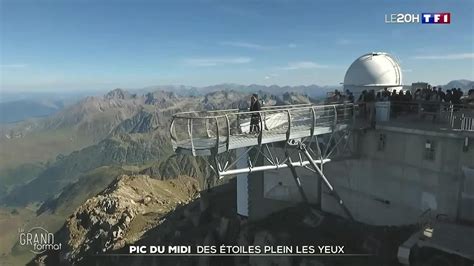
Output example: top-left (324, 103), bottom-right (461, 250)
top-left (3, 131), bottom-right (171, 205)
top-left (144, 91), bottom-right (179, 108)
top-left (140, 155), bottom-right (211, 187)
top-left (111, 110), bottom-right (164, 135)
top-left (202, 90), bottom-right (249, 110)
top-left (279, 92), bottom-right (312, 105)
top-left (104, 89), bottom-right (136, 100)
top-left (58, 175), bottom-right (198, 263)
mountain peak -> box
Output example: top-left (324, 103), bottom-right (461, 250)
top-left (104, 89), bottom-right (135, 100)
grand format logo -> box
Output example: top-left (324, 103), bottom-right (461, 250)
top-left (18, 227), bottom-right (62, 254)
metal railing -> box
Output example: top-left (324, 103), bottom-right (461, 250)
top-left (460, 114), bottom-right (474, 131)
top-left (361, 100), bottom-right (474, 132)
top-left (170, 103), bottom-right (354, 155)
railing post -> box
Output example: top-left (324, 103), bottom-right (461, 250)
top-left (188, 118), bottom-right (195, 156)
top-left (450, 105), bottom-right (454, 128)
top-left (310, 107), bottom-right (316, 137)
top-left (225, 114), bottom-right (230, 151)
top-left (215, 117), bottom-right (220, 151)
top-left (258, 111), bottom-right (263, 145)
top-left (169, 117), bottom-right (177, 150)
top-left (169, 118), bottom-right (176, 141)
top-left (286, 109), bottom-right (292, 141)
top-left (343, 102), bottom-right (347, 121)
top-left (205, 119), bottom-right (211, 137)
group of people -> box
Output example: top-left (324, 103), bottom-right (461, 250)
top-left (327, 89), bottom-right (354, 104)
top-left (356, 86), bottom-right (470, 105)
top-left (412, 87), bottom-right (466, 104)
top-left (356, 86), bottom-right (473, 123)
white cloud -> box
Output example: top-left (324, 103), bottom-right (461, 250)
top-left (184, 57), bottom-right (252, 67)
top-left (336, 39), bottom-right (353, 45)
top-left (220, 41), bottom-right (268, 50)
top-left (282, 61), bottom-right (328, 70)
top-left (413, 53), bottom-right (474, 60)
top-left (264, 73), bottom-right (279, 80)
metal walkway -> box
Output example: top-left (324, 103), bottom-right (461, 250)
top-left (170, 103), bottom-right (354, 156)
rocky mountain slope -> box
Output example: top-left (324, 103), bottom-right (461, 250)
top-left (33, 178), bottom-right (417, 266)
top-left (36, 175), bottom-right (198, 264)
top-left (2, 110), bottom-right (173, 205)
top-left (36, 166), bottom-right (129, 216)
top-left (0, 89), bottom-right (184, 177)
top-left (140, 155), bottom-right (212, 187)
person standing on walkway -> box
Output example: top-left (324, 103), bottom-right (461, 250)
top-left (249, 94), bottom-right (262, 133)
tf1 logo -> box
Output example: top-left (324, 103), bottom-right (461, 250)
top-left (385, 13), bottom-right (450, 24)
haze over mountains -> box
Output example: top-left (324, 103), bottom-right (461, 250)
top-left (0, 90), bottom-right (105, 124)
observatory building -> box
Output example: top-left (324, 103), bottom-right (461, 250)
top-left (343, 52), bottom-right (403, 96)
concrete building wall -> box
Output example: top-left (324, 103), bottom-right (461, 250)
top-left (323, 128), bottom-right (474, 225)
top-left (245, 144), bottom-right (322, 221)
top-left (461, 167), bottom-right (474, 221)
top-left (240, 125), bottom-right (473, 225)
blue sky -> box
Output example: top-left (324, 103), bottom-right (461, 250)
top-left (1, 0), bottom-right (473, 92)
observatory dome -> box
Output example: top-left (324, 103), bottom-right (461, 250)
top-left (343, 52), bottom-right (402, 95)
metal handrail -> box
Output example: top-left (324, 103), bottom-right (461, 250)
top-left (355, 100), bottom-right (474, 132)
top-left (171, 100), bottom-right (473, 155)
top-left (173, 103), bottom-right (352, 119)
top-left (174, 103), bottom-right (313, 117)
top-left (170, 103), bottom-right (354, 154)
top-left (366, 100), bottom-right (474, 110)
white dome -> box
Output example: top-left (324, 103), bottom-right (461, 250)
top-left (344, 52), bottom-right (402, 88)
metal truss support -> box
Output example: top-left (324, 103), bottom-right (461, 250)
top-left (298, 141), bottom-right (354, 221)
top-left (324, 130), bottom-right (353, 160)
top-left (218, 156), bottom-right (330, 176)
top-left (286, 153), bottom-right (310, 205)
top-left (213, 144), bottom-right (330, 178)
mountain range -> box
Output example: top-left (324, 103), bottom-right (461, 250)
top-left (0, 87), bottom-right (315, 206)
